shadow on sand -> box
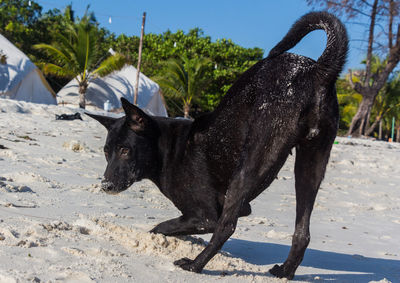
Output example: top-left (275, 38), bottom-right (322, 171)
top-left (204, 238), bottom-right (399, 282)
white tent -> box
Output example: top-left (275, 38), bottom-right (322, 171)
top-left (57, 65), bottom-right (168, 117)
top-left (0, 34), bottom-right (56, 105)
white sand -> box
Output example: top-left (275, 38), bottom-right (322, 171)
top-left (0, 98), bottom-right (399, 282)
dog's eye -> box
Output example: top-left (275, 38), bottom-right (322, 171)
top-left (120, 147), bottom-right (130, 156)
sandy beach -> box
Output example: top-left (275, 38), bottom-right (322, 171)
top-left (0, 98), bottom-right (399, 282)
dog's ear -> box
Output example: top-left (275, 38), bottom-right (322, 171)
top-left (121, 97), bottom-right (151, 133)
top-left (85, 112), bottom-right (117, 130)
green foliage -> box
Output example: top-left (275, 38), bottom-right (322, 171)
top-left (1, 2), bottom-right (262, 114)
top-left (93, 53), bottom-right (126, 77)
top-left (33, 7), bottom-right (126, 108)
top-left (153, 55), bottom-right (211, 117)
top-left (337, 56), bottom-right (400, 138)
top-left (383, 76), bottom-right (400, 118)
top-left (0, 1), bottom-right (69, 90)
top-left (337, 78), bottom-right (362, 129)
top-left (354, 55), bottom-right (400, 137)
top-left (370, 73), bottom-right (400, 137)
top-left (111, 28), bottom-right (264, 116)
top-left (0, 0), bottom-right (42, 53)
top-left (4, 1), bottom-right (397, 124)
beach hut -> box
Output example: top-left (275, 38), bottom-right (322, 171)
top-left (0, 34), bottom-right (56, 105)
top-left (57, 65), bottom-right (168, 117)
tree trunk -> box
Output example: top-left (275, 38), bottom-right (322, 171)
top-left (363, 0), bottom-right (378, 85)
top-left (78, 81), bottom-right (88, 109)
top-left (307, 0), bottom-right (400, 139)
top-left (379, 119), bottom-right (383, 140)
top-left (183, 103), bottom-right (190, 119)
top-left (365, 116), bottom-right (381, 137)
top-left (388, 0), bottom-right (395, 49)
top-left (346, 0), bottom-right (400, 137)
top-left (347, 94), bottom-right (376, 137)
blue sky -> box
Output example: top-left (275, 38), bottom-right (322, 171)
top-left (36, 0), bottom-right (367, 70)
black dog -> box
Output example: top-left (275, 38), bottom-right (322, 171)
top-left (87, 12), bottom-right (348, 279)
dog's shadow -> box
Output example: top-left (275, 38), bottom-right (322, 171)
top-left (203, 238), bottom-right (399, 282)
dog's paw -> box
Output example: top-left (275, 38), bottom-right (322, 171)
top-left (174, 257), bottom-right (201, 273)
top-left (149, 227), bottom-right (161, 234)
top-left (149, 225), bottom-right (172, 236)
top-left (269, 264), bottom-right (294, 280)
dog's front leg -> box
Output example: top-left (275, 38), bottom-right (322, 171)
top-left (174, 186), bottom-right (246, 273)
top-left (150, 215), bottom-right (216, 236)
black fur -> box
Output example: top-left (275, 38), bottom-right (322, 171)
top-left (86, 12), bottom-right (348, 279)
top-left (55, 113), bottom-right (83, 121)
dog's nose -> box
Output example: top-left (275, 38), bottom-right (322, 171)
top-left (101, 179), bottom-right (116, 193)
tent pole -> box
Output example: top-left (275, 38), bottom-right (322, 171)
top-left (134, 12), bottom-right (146, 106)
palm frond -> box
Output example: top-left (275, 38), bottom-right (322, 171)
top-left (85, 26), bottom-right (98, 70)
top-left (186, 57), bottom-right (210, 99)
top-left (52, 33), bottom-right (76, 60)
top-left (165, 59), bottom-right (188, 88)
top-left (154, 55), bottom-right (211, 113)
top-left (54, 31), bottom-right (75, 50)
top-left (75, 25), bottom-right (91, 78)
top-left (92, 53), bottom-right (126, 77)
top-left (42, 63), bottom-right (76, 78)
top-left (33, 43), bottom-right (75, 69)
top-left (153, 76), bottom-right (182, 97)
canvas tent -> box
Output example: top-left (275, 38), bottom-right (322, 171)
top-left (0, 34), bottom-right (56, 105)
top-left (57, 65), bottom-right (168, 117)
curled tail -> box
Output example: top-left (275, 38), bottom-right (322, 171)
top-left (267, 12), bottom-right (348, 84)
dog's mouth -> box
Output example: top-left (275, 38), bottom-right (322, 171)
top-left (101, 179), bottom-right (135, 194)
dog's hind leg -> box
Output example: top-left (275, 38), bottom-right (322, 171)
top-left (150, 215), bottom-right (217, 236)
top-left (270, 134), bottom-right (335, 279)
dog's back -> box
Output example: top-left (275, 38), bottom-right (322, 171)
top-left (192, 54), bottom-right (320, 191)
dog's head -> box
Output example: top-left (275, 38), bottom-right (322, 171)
top-left (87, 98), bottom-right (159, 194)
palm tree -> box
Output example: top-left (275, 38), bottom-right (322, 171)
top-left (154, 55), bottom-right (210, 118)
top-left (34, 8), bottom-right (125, 109)
top-left (347, 56), bottom-right (400, 137)
top-left (365, 74), bottom-right (400, 137)
top-left (337, 91), bottom-right (363, 130)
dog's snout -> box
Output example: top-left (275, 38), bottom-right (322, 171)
top-left (101, 179), bottom-right (117, 194)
